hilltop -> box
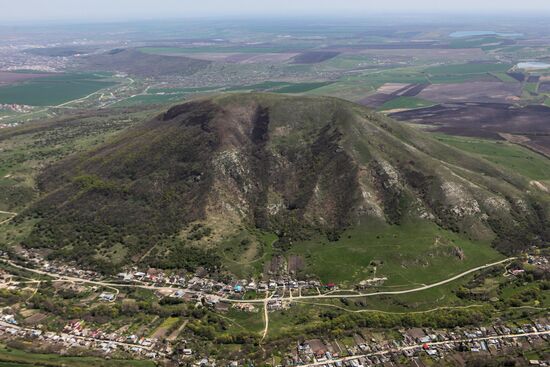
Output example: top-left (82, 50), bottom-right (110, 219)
top-left (20, 94), bottom-right (549, 273)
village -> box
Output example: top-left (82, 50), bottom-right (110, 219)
top-left (3, 248), bottom-right (334, 306)
top-left (293, 321), bottom-right (550, 367)
top-left (0, 309), bottom-right (548, 366)
top-left (0, 249), bottom-right (548, 366)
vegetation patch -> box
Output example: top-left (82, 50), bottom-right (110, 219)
top-left (0, 73), bottom-right (116, 106)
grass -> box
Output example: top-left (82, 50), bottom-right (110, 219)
top-left (226, 81), bottom-right (291, 92)
top-left (0, 344), bottom-right (155, 367)
top-left (356, 69), bottom-right (429, 87)
top-left (378, 96), bottom-right (435, 111)
top-left (221, 230), bottom-right (277, 278)
top-left (0, 73), bottom-right (116, 106)
top-left (274, 82), bottom-right (334, 94)
top-left (434, 134), bottom-right (550, 180)
top-left (448, 37), bottom-right (509, 49)
top-left (428, 73), bottom-right (493, 83)
top-left (112, 93), bottom-right (186, 107)
top-left (226, 81), bottom-right (333, 94)
top-left (288, 218), bottom-right (503, 287)
top-left (524, 83), bottom-right (539, 94)
top-left (424, 63), bottom-right (511, 76)
top-left (139, 45), bottom-right (300, 54)
top-left (491, 72), bottom-right (518, 83)
top-left (422, 63), bottom-right (512, 84)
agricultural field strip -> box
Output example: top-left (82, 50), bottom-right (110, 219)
top-left (2, 257), bottom-right (515, 304)
top-left (299, 330), bottom-right (550, 367)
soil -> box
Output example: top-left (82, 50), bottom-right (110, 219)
top-left (417, 81), bottom-right (522, 104)
top-left (390, 102), bottom-right (550, 154)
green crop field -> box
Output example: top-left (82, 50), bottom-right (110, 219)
top-left (435, 134), bottom-right (550, 180)
top-left (139, 45), bottom-right (301, 54)
top-left (226, 81), bottom-right (335, 94)
top-left (355, 69), bottom-right (429, 88)
top-left (288, 218), bottom-right (503, 287)
top-left (424, 63), bottom-right (511, 75)
top-left (378, 96), bottom-right (435, 111)
top-left (524, 83), bottom-right (539, 94)
top-left (113, 93), bottom-right (187, 106)
top-left (0, 345), bottom-right (155, 367)
top-left (491, 72), bottom-right (518, 82)
top-left (274, 81), bottom-right (333, 93)
top-left (226, 81), bottom-right (291, 92)
top-left (448, 37), bottom-right (508, 49)
top-left (428, 73), bottom-right (494, 83)
top-left (0, 73), bottom-right (116, 106)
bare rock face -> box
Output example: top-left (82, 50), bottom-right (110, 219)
top-left (22, 94), bottom-right (550, 268)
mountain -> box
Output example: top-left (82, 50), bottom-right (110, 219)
top-left (21, 94), bottom-right (549, 272)
top-left (78, 48), bottom-right (211, 77)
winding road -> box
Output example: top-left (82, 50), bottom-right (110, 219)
top-left (2, 257), bottom-right (515, 305)
top-left (2, 257), bottom-right (517, 341)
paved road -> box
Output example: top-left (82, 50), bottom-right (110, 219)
top-left (2, 257), bottom-right (515, 305)
top-left (300, 330), bottom-right (550, 367)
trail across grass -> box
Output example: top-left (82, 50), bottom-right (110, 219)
top-left (289, 219), bottom-right (503, 286)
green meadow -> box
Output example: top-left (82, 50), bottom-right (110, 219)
top-left (378, 96), bottom-right (435, 111)
top-left (435, 134), bottom-right (550, 180)
top-left (0, 73), bottom-right (116, 106)
top-left (289, 218), bottom-right (503, 287)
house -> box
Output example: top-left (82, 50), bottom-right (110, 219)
top-left (99, 292), bottom-right (116, 302)
top-left (2, 315), bottom-right (17, 325)
top-left (306, 339), bottom-right (328, 358)
top-left (407, 328), bottom-right (427, 343)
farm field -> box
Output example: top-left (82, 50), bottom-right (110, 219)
top-left (434, 134), bottom-right (550, 181)
top-left (391, 102), bottom-right (550, 152)
top-left (0, 71), bottom-right (51, 86)
top-left (423, 62), bottom-right (512, 76)
top-left (417, 81), bottom-right (521, 103)
top-left (0, 73), bottom-right (116, 106)
top-left (378, 96), bottom-right (435, 111)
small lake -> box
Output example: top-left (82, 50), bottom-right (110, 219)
top-left (450, 30), bottom-right (523, 38)
top-left (517, 62), bottom-right (550, 70)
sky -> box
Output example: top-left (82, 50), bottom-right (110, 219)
top-left (3, 0), bottom-right (550, 22)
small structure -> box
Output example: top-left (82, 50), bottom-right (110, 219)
top-left (99, 292), bottom-right (116, 302)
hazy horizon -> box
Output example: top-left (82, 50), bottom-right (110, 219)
top-left (3, 0), bottom-right (550, 23)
